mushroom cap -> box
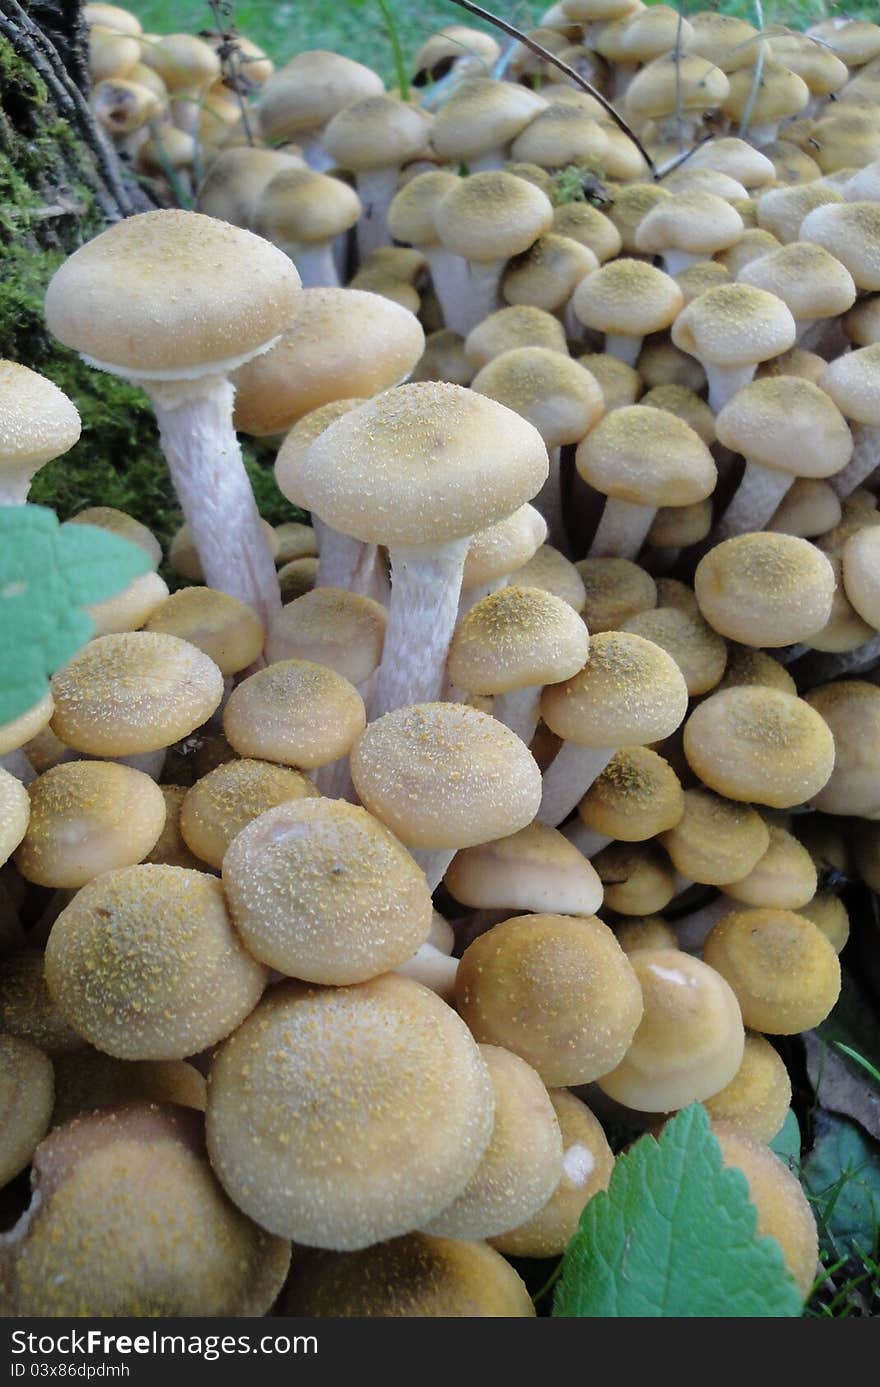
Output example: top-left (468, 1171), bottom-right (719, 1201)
top-left (510, 103), bottom-right (609, 169)
top-left (660, 787), bottom-right (770, 887)
top-left (552, 201), bottom-right (622, 262)
top-left (540, 630), bottom-right (689, 748)
top-left (273, 396), bottom-right (367, 507)
top-left (0, 691), bottom-right (54, 758)
top-left (277, 556), bottom-right (317, 603)
top-left (818, 343), bottom-right (880, 427)
top-left (465, 305), bottom-right (568, 369)
top-left (293, 382), bottom-right (549, 548)
top-left (178, 758), bottom-right (318, 870)
top-left (257, 50), bottom-right (384, 140)
top-left (67, 506), bottom-right (161, 566)
top-left (688, 11), bottom-right (759, 70)
top-left (798, 892), bottom-right (850, 955)
top-left (471, 347), bottom-right (604, 449)
top-left (597, 948), bottom-right (745, 1112)
top-left (273, 520), bottom-right (321, 564)
top-left (636, 338), bottom-right (706, 393)
top-left (717, 226), bottom-right (782, 276)
top-left (636, 191), bottom-right (745, 258)
top-left (50, 1048), bottom-right (206, 1128)
top-left (683, 687), bottom-right (835, 809)
top-left (231, 288), bottom-right (424, 437)
top-left (420, 1044), bottom-right (563, 1240)
top-left (2, 1103), bottom-right (290, 1316)
top-left (621, 606), bottom-right (727, 698)
top-left (323, 94), bottom-right (430, 171)
top-left (704, 1032), bottom-right (792, 1143)
top-left (387, 171), bottom-right (461, 248)
top-left (0, 1034), bottom-right (54, 1187)
top-left (84, 569), bottom-right (169, 638)
top-left (805, 680), bottom-right (880, 817)
top-left (695, 534), bottom-right (837, 648)
top-left (640, 384), bottom-right (716, 445)
top-left (756, 181), bottom-right (843, 245)
top-left (671, 283), bottom-right (797, 367)
top-left (512, 544), bottom-right (586, 611)
top-left (44, 865), bottom-right (267, 1059)
top-left (455, 913), bottom-right (643, 1087)
top-left (502, 233), bottom-right (599, 313)
top-left (592, 840), bottom-right (677, 916)
top-left (624, 53), bottom-right (730, 119)
top-left (615, 917), bottom-right (678, 954)
top-left (0, 361), bottom-right (81, 470)
top-left (462, 505), bottom-right (547, 589)
top-left (265, 586), bottom-right (386, 683)
top-left (447, 585), bottom-right (589, 694)
top-left (716, 376), bottom-right (853, 481)
top-left (223, 659), bottom-right (365, 770)
top-left (255, 166), bottom-right (362, 246)
top-left (575, 557), bottom-right (656, 633)
top-left (488, 1090), bottom-right (613, 1258)
top-left (433, 172), bottom-right (554, 264)
top-left (50, 632), bottom-right (224, 757)
top-left (283, 1234), bottom-right (534, 1316)
top-left (143, 785), bottom-right (205, 871)
top-left (221, 798), bottom-right (433, 984)
top-left (143, 586), bottom-right (264, 674)
top-left (350, 703), bottom-right (541, 850)
top-left (196, 146), bottom-right (305, 230)
top-left (430, 78), bottom-right (546, 162)
top-left (0, 767), bottom-right (30, 867)
top-left (0, 949), bottom-right (85, 1058)
top-left (725, 824), bottom-right (817, 910)
top-left (688, 136), bottom-right (776, 188)
top-left (721, 62), bottom-right (810, 125)
top-left (14, 761), bottom-right (166, 889)
top-left (205, 974), bottom-right (495, 1248)
top-left (711, 1120), bottom-right (818, 1301)
top-left (444, 820), bottom-right (603, 917)
top-left (572, 258), bottom-right (684, 337)
top-left (768, 478), bottom-right (842, 539)
top-left (718, 645), bottom-right (795, 695)
top-left (576, 404), bottom-right (715, 507)
top-left (842, 524), bottom-right (880, 627)
top-left (704, 907), bottom-right (841, 1034)
top-left (737, 241), bottom-right (856, 322)
top-left (578, 745), bottom-right (683, 842)
top-left (799, 201), bottom-right (880, 291)
top-left (44, 209), bottom-right (302, 378)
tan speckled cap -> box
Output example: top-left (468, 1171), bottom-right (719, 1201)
top-left (578, 745), bottom-right (683, 842)
top-left (277, 556), bottom-right (317, 603)
top-left (576, 405), bottom-right (716, 509)
top-left (502, 234), bottom-right (599, 313)
top-left (223, 659), bottom-right (365, 769)
top-left (799, 202), bottom-right (880, 292)
top-left (274, 520), bottom-right (318, 565)
top-left (624, 52), bottom-right (729, 121)
top-left (324, 93), bottom-right (430, 172)
top-left (0, 362), bottom-right (81, 501)
top-left (704, 907), bottom-right (840, 1035)
top-left (465, 305), bottom-right (567, 370)
top-left (511, 545), bottom-right (586, 611)
top-left (592, 840), bottom-right (677, 915)
top-left (622, 605), bottom-right (727, 698)
top-left (660, 786), bottom-right (770, 886)
top-left (704, 1032), bottom-right (791, 1144)
top-left (768, 478), bottom-right (842, 539)
top-left (462, 504), bottom-right (547, 590)
top-left (206, 973), bottom-right (495, 1248)
top-left (429, 78), bottom-right (545, 163)
top-left (68, 506), bottom-right (161, 567)
top-left (257, 51), bottom-right (383, 142)
top-left (255, 166), bottom-right (361, 247)
top-left (715, 375), bottom-right (853, 481)
top-left (725, 824), bottom-right (817, 910)
top-left (221, 798), bottom-right (432, 983)
top-left (695, 533), bottom-right (836, 648)
top-left (738, 241), bottom-right (856, 325)
top-left (144, 586), bottom-right (264, 674)
top-left (15, 761), bottom-right (166, 888)
top-left (273, 397), bottom-right (366, 508)
top-left (350, 702), bottom-right (541, 850)
top-left (50, 632), bottom-right (224, 757)
top-left (572, 258), bottom-right (683, 341)
top-left (472, 348), bottom-right (603, 449)
top-left (265, 586), bottom-right (386, 683)
top-left (179, 758), bottom-right (318, 870)
top-left (552, 202), bottom-right (622, 262)
top-left (575, 557), bottom-right (656, 633)
top-left (819, 343), bottom-right (880, 427)
top-left (167, 518), bottom-right (279, 582)
top-left (756, 181), bottom-right (843, 245)
top-left (636, 192), bottom-right (744, 265)
top-left (672, 283), bottom-right (797, 369)
top-left (44, 865), bottom-right (267, 1059)
top-left (804, 680), bottom-right (880, 817)
top-left (84, 569), bottom-right (168, 638)
top-left (448, 586), bottom-right (588, 695)
top-left (434, 171), bottom-right (554, 264)
top-left (445, 820), bottom-right (603, 916)
top-left (716, 645), bottom-right (796, 695)
top-left (510, 103), bottom-right (609, 169)
top-left (577, 353), bottom-right (641, 413)
top-left (0, 692), bottom-right (54, 758)
top-left (0, 767), bottom-right (30, 867)
top-left (0, 1035), bottom-right (53, 1188)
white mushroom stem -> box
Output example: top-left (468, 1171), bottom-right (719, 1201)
top-left (354, 166), bottom-right (400, 258)
top-left (286, 241), bottom-right (339, 288)
top-left (673, 894), bottom-right (735, 952)
top-left (467, 150), bottom-right (506, 173)
top-left (312, 516), bottom-right (379, 594)
top-left (409, 846), bottom-right (459, 893)
top-left (145, 375), bottom-right (281, 630)
top-left (424, 247), bottom-right (476, 338)
top-left (747, 121), bottom-right (782, 145)
top-left (394, 940), bottom-right (459, 1001)
top-left (662, 250), bottom-right (702, 277)
top-left (0, 472), bottom-right (33, 505)
top-left (314, 753), bottom-right (353, 799)
top-left (533, 446), bottom-right (566, 552)
top-left (537, 743), bottom-right (615, 827)
top-left (713, 460), bottom-right (793, 540)
top-left (561, 817), bottom-right (611, 858)
top-left (116, 749), bottom-right (166, 780)
top-left (494, 686), bottom-right (542, 745)
top-left (590, 497), bottom-right (656, 559)
top-left (0, 749), bottom-right (36, 784)
top-left (704, 363), bottom-right (757, 413)
top-left (829, 423), bottom-right (880, 500)
top-left (604, 333), bottom-right (643, 367)
top-left (792, 633), bottom-right (880, 685)
top-left (299, 132), bottom-right (335, 173)
top-left (372, 537), bottom-right (471, 718)
top-left (461, 261), bottom-right (506, 336)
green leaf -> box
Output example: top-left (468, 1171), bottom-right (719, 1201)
top-left (553, 1103), bottom-right (804, 1318)
top-left (0, 505), bottom-right (152, 727)
top-left (802, 1111), bottom-right (880, 1266)
top-left (770, 1109), bottom-right (802, 1174)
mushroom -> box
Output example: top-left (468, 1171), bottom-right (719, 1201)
top-left (736, 241), bottom-right (856, 344)
top-left (704, 906), bottom-right (841, 1035)
top-left (621, 606), bottom-right (728, 698)
top-left (576, 557), bottom-right (657, 633)
top-left (694, 533), bottom-right (836, 647)
top-left (257, 50), bottom-right (384, 171)
top-left (254, 167), bottom-right (362, 287)
top-left (458, 504), bottom-right (548, 619)
top-left (444, 820), bottom-right (604, 919)
top-left (0, 361), bottom-right (81, 504)
top-left (571, 259), bottom-right (684, 367)
top-left (0, 949), bottom-right (84, 1058)
top-left (671, 284), bottom-right (797, 412)
top-left (704, 1033), bottom-right (792, 1144)
top-left (592, 840), bottom-right (678, 916)
top-left (0, 1035), bottom-right (54, 1188)
top-left (511, 544), bottom-right (587, 611)
top-left (660, 787), bottom-right (771, 895)
top-left (805, 680), bottom-right (880, 818)
top-left (222, 659), bottom-right (365, 776)
top-left (178, 759), bottom-right (318, 870)
top-left (635, 191), bottom-right (745, 276)
top-left (0, 769), bottom-right (30, 868)
top-left (50, 1047), bottom-right (206, 1127)
top-left (568, 744), bottom-right (683, 858)
top-left (429, 77), bottom-right (546, 172)
top-left (143, 586), bottom-right (265, 683)
top-left (323, 95), bottom-right (431, 257)
top-left (464, 305), bottom-right (568, 370)
top-left (818, 345), bottom-right (880, 500)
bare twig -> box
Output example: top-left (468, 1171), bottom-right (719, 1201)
top-left (739, 0), bottom-right (767, 141)
top-left (655, 133), bottom-right (716, 180)
top-left (203, 0), bottom-right (256, 145)
top-left (442, 0), bottom-right (656, 176)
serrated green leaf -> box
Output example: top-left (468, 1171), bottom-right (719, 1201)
top-left (0, 505), bottom-right (152, 727)
top-left (553, 1103), bottom-right (804, 1318)
top-left (802, 1111), bottom-right (880, 1266)
top-left (770, 1110), bottom-right (802, 1174)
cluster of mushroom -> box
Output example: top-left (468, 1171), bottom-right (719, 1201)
top-left (6, 0), bottom-right (880, 1321)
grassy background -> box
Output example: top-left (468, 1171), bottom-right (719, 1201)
top-left (127, 0), bottom-right (864, 81)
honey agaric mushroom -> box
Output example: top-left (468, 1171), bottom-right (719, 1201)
top-left (444, 821), bottom-right (603, 918)
top-left (44, 210), bottom-right (302, 628)
top-left (222, 659), bottom-right (365, 773)
top-left (703, 907), bottom-right (841, 1034)
top-left (67, 506), bottom-right (161, 567)
top-left (683, 687), bottom-right (835, 810)
top-left (695, 534), bottom-right (836, 647)
top-left (538, 630), bottom-right (689, 827)
top-left (510, 545), bottom-right (586, 612)
top-left (660, 788), bottom-right (771, 890)
top-left (455, 913), bottom-right (643, 1087)
top-left (799, 892), bottom-right (850, 957)
top-left (465, 305), bottom-right (568, 369)
top-left (0, 949), bottom-right (84, 1058)
top-left (671, 283), bottom-right (796, 412)
top-left (818, 345), bottom-right (880, 500)
top-left (143, 586), bottom-right (265, 677)
top-left (221, 798), bottom-right (432, 984)
top-left (596, 948), bottom-right (745, 1111)
top-left (265, 587), bottom-right (387, 697)
top-left (283, 1235), bottom-right (534, 1317)
top-left (0, 361), bottom-right (81, 504)
top-left (0, 769), bottom-right (29, 868)
top-left (44, 865), bottom-right (267, 1060)
top-left (0, 1035), bottom-right (54, 1187)
top-left (0, 1104), bottom-right (291, 1315)
top-left (178, 759), bottom-right (318, 871)
top-left (591, 841), bottom-right (678, 917)
top-left (621, 606), bottom-right (727, 698)
top-left (322, 95), bottom-right (431, 257)
top-left (569, 745), bottom-right (683, 859)
top-left (14, 762), bottom-right (166, 889)
top-left (294, 383), bottom-right (548, 717)
top-left (458, 505), bottom-right (547, 617)
top-left (704, 1032), bottom-right (792, 1144)
top-left (206, 974), bottom-right (494, 1249)
top-left (572, 259), bottom-right (683, 368)
top-left (50, 1048), bottom-right (206, 1127)
top-left (489, 1090), bottom-right (614, 1259)
top-left (576, 558), bottom-right (657, 634)
top-left (256, 49), bottom-right (383, 169)
top-left (254, 166), bottom-right (362, 288)
top-left (349, 703), bottom-right (542, 890)
top-left (804, 680), bottom-right (880, 818)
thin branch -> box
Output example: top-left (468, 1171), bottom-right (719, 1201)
top-left (739, 0), bottom-right (767, 141)
top-left (655, 133), bottom-right (715, 180)
top-left (673, 1), bottom-right (685, 152)
top-left (204, 0), bottom-right (256, 145)
top-left (441, 0), bottom-right (656, 176)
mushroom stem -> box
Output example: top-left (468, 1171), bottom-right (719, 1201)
top-left (354, 166), bottom-right (400, 258)
top-left (462, 262), bottom-right (506, 336)
top-left (372, 537), bottom-right (471, 718)
top-left (828, 423), bottom-right (880, 500)
top-left (562, 818), bottom-right (611, 858)
top-left (394, 940), bottom-right (458, 1000)
top-left (424, 248), bottom-right (474, 338)
top-left (409, 846), bottom-right (458, 894)
top-left (713, 460), bottom-right (793, 540)
top-left (537, 743), bottom-right (615, 827)
top-left (604, 333), bottom-right (642, 367)
top-left (661, 249), bottom-right (701, 277)
top-left (467, 150), bottom-right (505, 172)
top-left (494, 686), bottom-right (542, 745)
top-left (589, 497), bottom-right (656, 559)
top-left (532, 446), bottom-right (567, 552)
top-left (705, 363), bottom-right (757, 413)
top-left (0, 749), bottom-right (36, 784)
top-left (0, 474), bottom-right (31, 505)
top-left (789, 632), bottom-right (880, 685)
top-left (116, 749), bottom-right (167, 780)
top-left (146, 376), bottom-right (281, 630)
top-left (299, 132), bottom-right (335, 173)
top-left (286, 241), bottom-right (339, 288)
top-left (312, 517), bottom-right (379, 595)
top-left (673, 894), bottom-right (735, 952)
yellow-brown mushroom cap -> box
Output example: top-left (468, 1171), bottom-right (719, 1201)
top-left (683, 687), bottom-right (835, 809)
top-left (462, 505), bottom-right (547, 589)
top-left (179, 759), bottom-right (318, 871)
top-left (433, 171), bottom-right (554, 264)
top-left (0, 1103), bottom-right (291, 1316)
top-left (621, 606), bottom-right (727, 698)
top-left (444, 820), bottom-right (603, 917)
top-left (350, 703), bottom-right (542, 850)
top-left (540, 630), bottom-right (689, 748)
top-left (0, 361), bottom-right (82, 472)
top-left (221, 798), bottom-right (433, 984)
top-left (804, 680), bottom-right (880, 817)
top-left (455, 913), bottom-right (643, 1087)
top-left (660, 787), bottom-right (771, 887)
top-left (703, 907), bottom-right (841, 1034)
top-left (511, 544), bottom-right (586, 611)
top-left (575, 557), bottom-right (656, 634)
top-left (0, 949), bottom-right (84, 1057)
top-left (592, 840), bottom-right (677, 916)
top-left (471, 347), bottom-right (604, 450)
top-left (714, 376), bottom-right (853, 481)
top-left (464, 305), bottom-right (568, 370)
top-left (671, 283), bottom-right (796, 368)
top-left (50, 632), bottom-right (224, 757)
top-left (0, 769), bottom-right (30, 868)
top-left (282, 1234), bottom-right (534, 1317)
top-left (14, 761), bottom-right (166, 889)
top-left (44, 865), bottom-right (267, 1060)
top-left (0, 1034), bottom-right (54, 1187)
top-left (222, 659), bottom-right (365, 770)
top-left (578, 745), bottom-right (683, 842)
top-left (725, 824), bottom-right (818, 910)
top-left (597, 948), bottom-right (745, 1112)
top-left (205, 974), bottom-right (495, 1249)
top-left (798, 202), bottom-right (880, 292)
top-left (447, 585), bottom-right (589, 695)
top-left (576, 405), bottom-right (716, 508)
top-left (695, 534), bottom-right (837, 649)
top-left (257, 50), bottom-right (384, 142)
top-left (704, 1032), bottom-right (792, 1143)
top-left (572, 258), bottom-right (684, 338)
top-left (143, 586), bottom-right (264, 675)
top-left (265, 586), bottom-right (387, 685)
top-left (68, 506), bottom-right (161, 567)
